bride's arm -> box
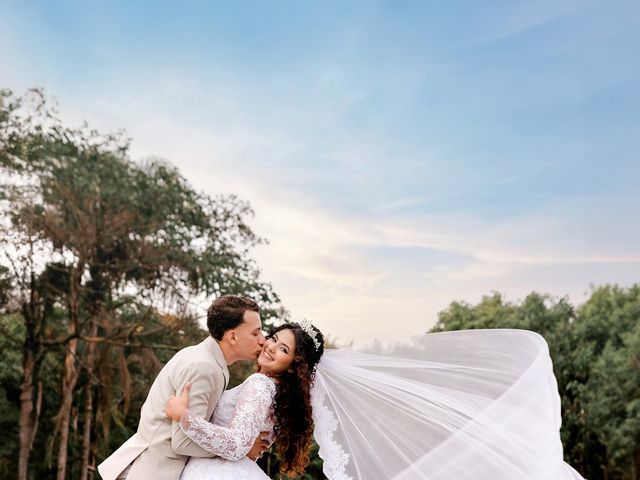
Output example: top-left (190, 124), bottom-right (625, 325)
top-left (170, 374), bottom-right (275, 461)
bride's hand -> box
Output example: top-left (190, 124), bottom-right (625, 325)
top-left (247, 431), bottom-right (271, 461)
top-left (165, 382), bottom-right (191, 422)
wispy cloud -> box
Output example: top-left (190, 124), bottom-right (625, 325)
top-left (247, 190), bottom-right (639, 343)
top-left (461, 0), bottom-right (589, 49)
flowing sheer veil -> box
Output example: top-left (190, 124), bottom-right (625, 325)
top-left (310, 329), bottom-right (584, 480)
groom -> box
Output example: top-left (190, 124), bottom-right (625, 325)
top-left (98, 295), bottom-right (266, 480)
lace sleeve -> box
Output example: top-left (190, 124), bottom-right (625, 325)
top-left (178, 373), bottom-right (276, 461)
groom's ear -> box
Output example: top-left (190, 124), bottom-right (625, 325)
top-left (225, 330), bottom-right (237, 345)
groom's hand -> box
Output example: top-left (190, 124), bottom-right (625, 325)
top-left (246, 431), bottom-right (270, 461)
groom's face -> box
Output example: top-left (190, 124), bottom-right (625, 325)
top-left (232, 310), bottom-right (265, 361)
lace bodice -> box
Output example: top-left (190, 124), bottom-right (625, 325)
top-left (179, 373), bottom-right (276, 461)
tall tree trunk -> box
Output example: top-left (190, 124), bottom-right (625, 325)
top-left (56, 268), bottom-right (82, 480)
top-left (80, 322), bottom-right (98, 480)
top-left (18, 273), bottom-right (42, 480)
top-left (18, 348), bottom-right (39, 480)
top-left (56, 336), bottom-right (80, 480)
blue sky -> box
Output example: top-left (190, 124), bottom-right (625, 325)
top-left (1, 0), bottom-right (639, 343)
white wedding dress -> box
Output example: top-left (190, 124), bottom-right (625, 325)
top-left (179, 373), bottom-right (275, 480)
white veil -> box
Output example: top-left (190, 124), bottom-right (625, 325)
top-left (310, 329), bottom-right (584, 480)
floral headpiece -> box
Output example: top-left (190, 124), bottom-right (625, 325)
top-left (299, 319), bottom-right (321, 351)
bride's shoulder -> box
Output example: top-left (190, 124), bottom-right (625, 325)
top-left (244, 373), bottom-right (277, 391)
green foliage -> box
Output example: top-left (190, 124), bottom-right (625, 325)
top-left (0, 314), bottom-right (23, 477)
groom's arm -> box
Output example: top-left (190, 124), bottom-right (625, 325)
top-left (170, 362), bottom-right (224, 457)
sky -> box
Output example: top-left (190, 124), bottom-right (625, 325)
top-left (1, 0), bottom-right (638, 345)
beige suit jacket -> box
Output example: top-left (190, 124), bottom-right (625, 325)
top-left (97, 337), bottom-right (229, 480)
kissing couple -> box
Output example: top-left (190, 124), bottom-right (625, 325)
top-left (98, 295), bottom-right (585, 480)
top-left (98, 295), bottom-right (322, 480)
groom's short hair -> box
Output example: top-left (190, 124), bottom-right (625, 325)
top-left (207, 295), bottom-right (260, 340)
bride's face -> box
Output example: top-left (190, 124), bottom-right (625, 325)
top-left (258, 328), bottom-right (296, 375)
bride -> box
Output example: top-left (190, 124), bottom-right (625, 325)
top-left (167, 325), bottom-right (584, 479)
top-left (166, 321), bottom-right (325, 479)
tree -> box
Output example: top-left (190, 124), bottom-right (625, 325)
top-left (578, 286), bottom-right (640, 479)
top-left (0, 89), bottom-right (282, 479)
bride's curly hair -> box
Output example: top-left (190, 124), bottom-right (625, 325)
top-left (268, 322), bottom-right (325, 477)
